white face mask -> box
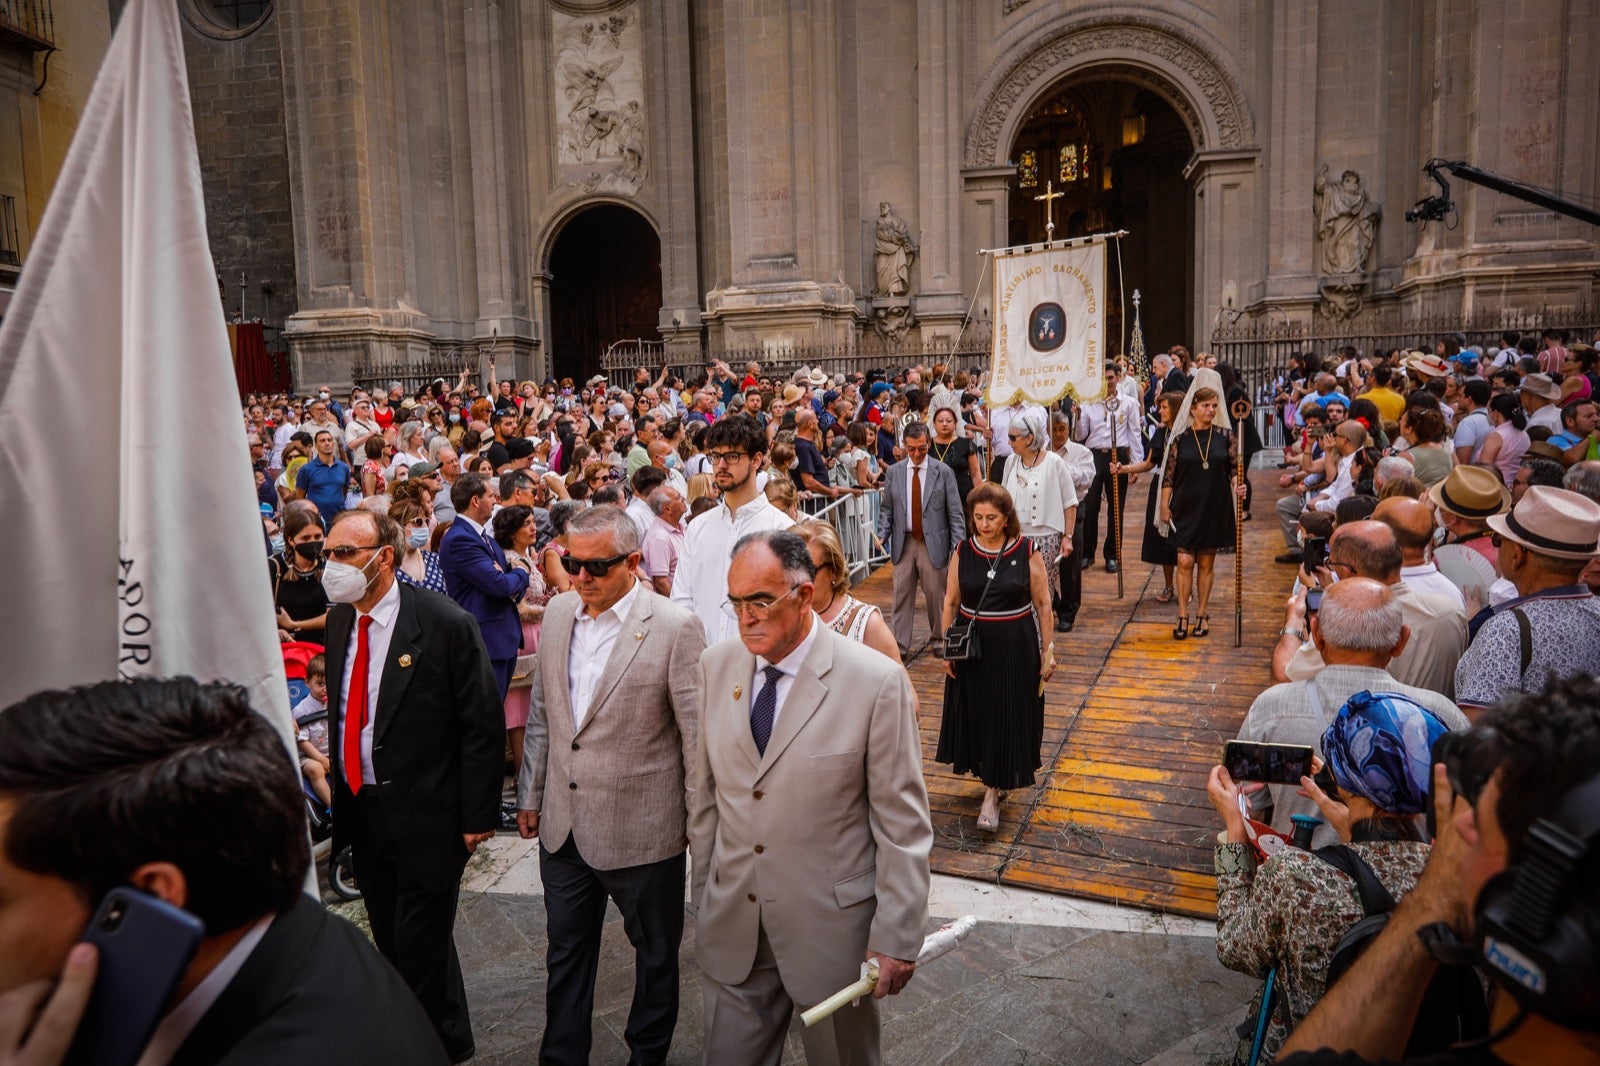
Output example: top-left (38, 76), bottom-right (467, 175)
top-left (407, 527), bottom-right (430, 549)
top-left (321, 553), bottom-right (381, 603)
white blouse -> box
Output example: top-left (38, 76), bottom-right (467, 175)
top-left (1002, 450), bottom-right (1078, 537)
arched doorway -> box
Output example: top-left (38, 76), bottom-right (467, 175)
top-left (547, 204), bottom-right (662, 383)
top-left (1008, 81), bottom-right (1194, 356)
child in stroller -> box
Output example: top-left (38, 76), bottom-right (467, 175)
top-left (293, 654), bottom-right (332, 807)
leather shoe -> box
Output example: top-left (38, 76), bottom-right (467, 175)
top-left (1080, 556), bottom-right (1093, 570)
top-left (1104, 560), bottom-right (1119, 574)
top-left (448, 1044), bottom-right (476, 1064)
top-left (1056, 618), bottom-right (1074, 632)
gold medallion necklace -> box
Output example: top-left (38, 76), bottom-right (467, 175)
top-left (1192, 424), bottom-right (1216, 470)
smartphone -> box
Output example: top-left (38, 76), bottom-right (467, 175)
top-left (1305, 588), bottom-right (1325, 613)
top-left (1223, 740), bottom-right (1316, 785)
top-left (65, 888), bottom-right (205, 1066)
top-left (1302, 536), bottom-right (1329, 571)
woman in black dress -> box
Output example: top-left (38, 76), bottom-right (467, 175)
top-left (928, 406), bottom-right (981, 507)
top-left (270, 508), bottom-right (330, 645)
top-left (1114, 389), bottom-right (1185, 603)
top-left (937, 482), bottom-right (1055, 833)
top-left (1159, 384), bottom-right (1242, 639)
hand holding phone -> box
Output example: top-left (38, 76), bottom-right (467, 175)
top-left (1223, 740), bottom-right (1316, 785)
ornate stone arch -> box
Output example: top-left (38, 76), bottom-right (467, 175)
top-left (964, 13), bottom-right (1256, 167)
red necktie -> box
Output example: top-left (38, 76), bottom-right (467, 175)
top-left (344, 615), bottom-right (374, 794)
top-left (910, 465), bottom-right (924, 540)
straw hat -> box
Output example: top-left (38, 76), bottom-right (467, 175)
top-left (1428, 464), bottom-right (1511, 519)
top-left (1405, 353), bottom-right (1452, 378)
top-left (805, 366), bottom-right (829, 387)
top-left (781, 383), bottom-right (806, 405)
top-left (1486, 486), bottom-right (1600, 560)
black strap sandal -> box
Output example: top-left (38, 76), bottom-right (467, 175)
top-left (1192, 615), bottom-right (1210, 638)
top-left (1173, 616), bottom-right (1189, 640)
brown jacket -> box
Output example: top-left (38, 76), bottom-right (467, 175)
top-left (517, 585), bottom-right (704, 870)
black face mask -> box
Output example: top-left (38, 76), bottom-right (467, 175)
top-left (293, 541), bottom-right (323, 562)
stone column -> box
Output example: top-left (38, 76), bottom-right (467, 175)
top-left (704, 0), bottom-right (858, 348)
top-left (1257, 0), bottom-right (1320, 311)
top-left (1185, 150), bottom-right (1262, 348)
top-left (914, 0), bottom-right (966, 342)
top-left (652, 0), bottom-right (704, 364)
top-left (960, 165), bottom-right (1015, 329)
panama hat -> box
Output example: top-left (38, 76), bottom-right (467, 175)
top-left (1405, 353), bottom-right (1452, 378)
top-left (1486, 486), bottom-right (1600, 560)
top-left (1428, 464), bottom-right (1511, 519)
top-left (1520, 373), bottom-right (1562, 401)
top-left (805, 366), bottom-right (829, 387)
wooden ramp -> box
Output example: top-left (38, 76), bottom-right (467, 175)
top-left (855, 469), bottom-right (1288, 919)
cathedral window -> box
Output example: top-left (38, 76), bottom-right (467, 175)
top-left (1018, 150), bottom-right (1038, 188)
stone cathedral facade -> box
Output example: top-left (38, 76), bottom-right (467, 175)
top-left (6, 2), bottom-right (1597, 385)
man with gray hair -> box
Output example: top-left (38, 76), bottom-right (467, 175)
top-left (517, 504), bottom-right (705, 1066)
top-left (1564, 459), bottom-right (1600, 503)
top-left (640, 484), bottom-right (687, 595)
top-left (1372, 454), bottom-right (1413, 495)
top-left (1238, 577), bottom-right (1467, 848)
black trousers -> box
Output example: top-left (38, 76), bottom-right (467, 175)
top-left (1056, 509), bottom-right (1086, 623)
top-left (1083, 447), bottom-right (1130, 562)
top-left (353, 792), bottom-right (474, 1061)
top-left (987, 454), bottom-right (1009, 484)
top-left (539, 838), bottom-right (686, 1066)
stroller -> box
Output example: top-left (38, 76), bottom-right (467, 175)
top-left (282, 641), bottom-right (361, 901)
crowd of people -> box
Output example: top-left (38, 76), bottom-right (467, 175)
top-left (3, 332), bottom-right (1599, 1066)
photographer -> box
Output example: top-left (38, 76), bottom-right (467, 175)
top-left (1279, 673), bottom-right (1600, 1065)
top-left (0, 677), bottom-right (446, 1065)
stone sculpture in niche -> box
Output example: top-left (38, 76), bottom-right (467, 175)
top-left (553, 3), bottom-right (646, 190)
top-left (1313, 165), bottom-right (1381, 317)
top-left (872, 202), bottom-right (918, 298)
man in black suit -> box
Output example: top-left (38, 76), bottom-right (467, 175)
top-left (324, 508), bottom-right (504, 1063)
top-left (1145, 350), bottom-right (1192, 419)
top-left (0, 676), bottom-right (447, 1065)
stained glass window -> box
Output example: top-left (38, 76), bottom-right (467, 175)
top-left (1059, 144), bottom-right (1079, 183)
top-left (1018, 149), bottom-right (1038, 188)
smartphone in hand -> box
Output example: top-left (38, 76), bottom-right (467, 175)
top-left (65, 887), bottom-right (205, 1066)
top-left (1223, 740), bottom-right (1316, 785)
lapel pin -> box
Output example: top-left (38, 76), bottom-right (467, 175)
top-left (634, 631), bottom-right (644, 641)
top-left (398, 654), bottom-right (413, 668)
top-left (732, 685), bottom-right (742, 701)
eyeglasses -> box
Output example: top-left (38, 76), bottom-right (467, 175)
top-left (559, 552), bottom-right (630, 577)
top-left (1007, 432), bottom-right (1027, 440)
top-left (708, 450), bottom-right (751, 466)
top-left (590, 473), bottom-right (619, 483)
top-left (723, 585), bottom-right (803, 620)
top-left (1325, 558), bottom-right (1355, 576)
top-left (325, 544), bottom-right (384, 562)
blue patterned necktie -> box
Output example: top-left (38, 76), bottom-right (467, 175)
top-left (750, 665), bottom-right (783, 756)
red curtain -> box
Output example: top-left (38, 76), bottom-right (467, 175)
top-left (229, 322), bottom-right (284, 394)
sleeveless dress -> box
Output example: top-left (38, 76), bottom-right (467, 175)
top-left (936, 537), bottom-right (1045, 790)
top-left (824, 594), bottom-right (883, 643)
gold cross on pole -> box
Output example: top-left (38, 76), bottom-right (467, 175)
top-left (1033, 180), bottom-right (1064, 241)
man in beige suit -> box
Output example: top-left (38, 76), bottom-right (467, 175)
top-left (691, 530), bottom-right (932, 1065)
top-left (516, 506), bottom-right (705, 1066)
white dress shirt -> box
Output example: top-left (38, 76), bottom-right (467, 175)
top-left (1402, 562), bottom-right (1467, 609)
top-left (1311, 451), bottom-right (1357, 513)
top-left (338, 578), bottom-right (400, 786)
top-left (1053, 439), bottom-right (1097, 495)
top-left (568, 578), bottom-right (641, 730)
top-left (671, 494), bottom-right (794, 642)
top-left (988, 403), bottom-right (1046, 458)
top-left (626, 493), bottom-right (655, 539)
top-left (1075, 400), bottom-right (1146, 462)
top-left (136, 916), bottom-right (274, 1066)
top-left (751, 613), bottom-right (821, 730)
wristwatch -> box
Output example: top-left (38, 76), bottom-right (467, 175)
top-left (1279, 626), bottom-right (1305, 641)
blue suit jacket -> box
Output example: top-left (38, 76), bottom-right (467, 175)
top-left (438, 518), bottom-right (530, 660)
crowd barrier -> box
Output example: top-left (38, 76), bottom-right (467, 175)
top-left (800, 488), bottom-right (888, 584)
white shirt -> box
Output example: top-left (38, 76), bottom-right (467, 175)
top-left (270, 419), bottom-right (299, 467)
top-left (1053, 439), bottom-right (1097, 495)
top-left (1312, 451), bottom-right (1357, 513)
top-left (1075, 399), bottom-right (1146, 462)
top-left (752, 613), bottom-right (821, 731)
top-left (1117, 376), bottom-right (1142, 406)
top-left (136, 916), bottom-right (274, 1066)
top-left (1528, 405), bottom-right (1562, 433)
top-left (568, 579), bottom-right (641, 730)
top-left (345, 417), bottom-right (381, 449)
top-left (1402, 562), bottom-right (1467, 610)
top-left (989, 403), bottom-right (1046, 458)
top-left (626, 494), bottom-right (655, 539)
top-left (338, 578), bottom-right (400, 785)
top-left (670, 494), bottom-right (794, 642)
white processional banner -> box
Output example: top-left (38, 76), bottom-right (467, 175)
top-left (987, 239), bottom-right (1107, 406)
top-left (0, 0), bottom-right (293, 743)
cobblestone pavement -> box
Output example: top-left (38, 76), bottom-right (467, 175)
top-left (436, 837), bottom-right (1256, 1065)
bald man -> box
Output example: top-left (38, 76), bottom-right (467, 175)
top-left (1273, 520), bottom-right (1467, 699)
top-left (1372, 496), bottom-right (1465, 608)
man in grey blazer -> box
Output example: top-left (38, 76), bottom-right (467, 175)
top-left (516, 505), bottom-right (705, 1066)
top-left (877, 421), bottom-right (966, 656)
top-left (691, 530), bottom-right (932, 1065)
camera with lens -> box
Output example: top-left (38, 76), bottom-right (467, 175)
top-left (1425, 727), bottom-right (1501, 839)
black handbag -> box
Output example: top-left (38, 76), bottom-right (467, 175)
top-left (942, 544), bottom-right (1002, 662)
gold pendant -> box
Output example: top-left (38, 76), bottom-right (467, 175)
top-left (1202, 460), bottom-right (1210, 470)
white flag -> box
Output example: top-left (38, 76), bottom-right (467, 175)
top-left (0, 0), bottom-right (292, 742)
top-left (987, 239), bottom-right (1107, 406)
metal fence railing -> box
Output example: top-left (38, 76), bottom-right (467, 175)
top-left (600, 331), bottom-right (995, 386)
top-left (801, 489), bottom-right (888, 584)
top-left (0, 0), bottom-right (55, 45)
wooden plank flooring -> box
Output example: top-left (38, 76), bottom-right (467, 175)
top-left (854, 468), bottom-right (1288, 919)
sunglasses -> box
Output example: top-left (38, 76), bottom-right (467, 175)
top-left (559, 552), bottom-right (630, 577)
top-left (325, 544), bottom-right (384, 562)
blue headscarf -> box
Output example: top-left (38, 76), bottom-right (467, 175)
top-left (1322, 690), bottom-right (1451, 815)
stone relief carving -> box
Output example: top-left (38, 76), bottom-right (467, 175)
top-left (872, 301), bottom-right (916, 347)
top-left (964, 17), bottom-right (1255, 167)
top-left (553, 3), bottom-right (646, 192)
top-left (872, 202), bottom-right (918, 298)
top-left (1313, 164), bottom-right (1381, 317)
top-left (1003, 0), bottom-right (1033, 13)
